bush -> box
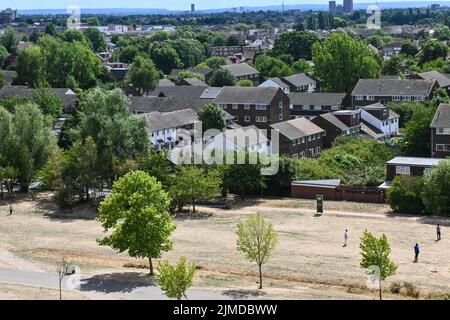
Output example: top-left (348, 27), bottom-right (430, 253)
top-left (422, 160), bottom-right (450, 216)
top-left (156, 257), bottom-right (196, 300)
top-left (54, 185), bottom-right (77, 210)
top-left (387, 176), bottom-right (425, 214)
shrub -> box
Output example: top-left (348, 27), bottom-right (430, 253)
top-left (156, 257), bottom-right (196, 300)
top-left (422, 160), bottom-right (450, 216)
top-left (387, 176), bottom-right (425, 214)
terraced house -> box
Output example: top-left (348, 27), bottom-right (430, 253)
top-left (351, 79), bottom-right (438, 108)
top-left (215, 87), bottom-right (290, 129)
top-left (431, 104), bottom-right (450, 158)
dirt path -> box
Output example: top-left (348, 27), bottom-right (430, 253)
top-left (0, 248), bottom-right (46, 273)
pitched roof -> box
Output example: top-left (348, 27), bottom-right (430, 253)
top-left (221, 63), bottom-right (260, 77)
top-left (141, 109), bottom-right (199, 133)
top-left (267, 77), bottom-right (290, 89)
top-left (352, 79), bottom-right (436, 97)
top-left (289, 92), bottom-right (346, 106)
top-left (129, 96), bottom-right (210, 114)
top-left (271, 117), bottom-right (324, 141)
top-left (217, 125), bottom-right (270, 148)
top-left (215, 87), bottom-right (280, 105)
top-left (316, 112), bottom-right (349, 131)
top-left (282, 73), bottom-right (316, 87)
top-left (158, 79), bottom-right (175, 86)
top-left (179, 77), bottom-right (209, 87)
top-left (0, 85), bottom-right (76, 108)
top-left (149, 86), bottom-right (208, 99)
top-left (418, 70), bottom-right (450, 88)
top-left (200, 87), bottom-right (223, 99)
top-left (431, 104), bottom-right (450, 129)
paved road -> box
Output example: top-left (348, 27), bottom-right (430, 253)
top-left (0, 268), bottom-right (230, 300)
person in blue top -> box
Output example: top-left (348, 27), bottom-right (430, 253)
top-left (414, 243), bottom-right (420, 263)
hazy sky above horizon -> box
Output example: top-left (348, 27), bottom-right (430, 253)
top-left (1, 0), bottom-right (445, 10)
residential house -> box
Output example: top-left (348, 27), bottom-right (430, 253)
top-left (169, 68), bottom-right (214, 82)
top-left (351, 79), bottom-right (438, 108)
top-left (211, 45), bottom-right (263, 58)
top-left (381, 157), bottom-right (443, 185)
top-left (381, 41), bottom-right (403, 58)
top-left (416, 70), bottom-right (450, 94)
top-left (129, 96), bottom-right (210, 114)
top-left (221, 63), bottom-right (261, 86)
top-left (215, 87), bottom-right (290, 129)
top-left (360, 103), bottom-right (400, 140)
top-left (259, 73), bottom-right (316, 94)
top-left (311, 110), bottom-right (362, 148)
top-left (105, 62), bottom-right (129, 81)
top-left (289, 93), bottom-right (347, 119)
top-left (176, 77), bottom-right (209, 87)
top-left (271, 117), bottom-right (325, 159)
top-left (149, 86), bottom-right (209, 99)
top-left (430, 103), bottom-right (450, 158)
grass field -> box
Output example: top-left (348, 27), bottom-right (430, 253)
top-left (0, 193), bottom-right (449, 300)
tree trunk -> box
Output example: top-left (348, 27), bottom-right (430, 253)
top-left (258, 263), bottom-right (263, 290)
top-left (192, 199), bottom-right (196, 213)
top-left (59, 280), bottom-right (62, 300)
top-left (149, 257), bottom-right (154, 276)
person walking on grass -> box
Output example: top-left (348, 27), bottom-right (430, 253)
top-left (436, 224), bottom-right (441, 241)
top-left (414, 243), bottom-right (420, 263)
top-left (343, 229), bottom-right (349, 247)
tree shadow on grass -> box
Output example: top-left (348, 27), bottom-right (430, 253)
top-left (174, 210), bottom-right (213, 221)
top-left (385, 212), bottom-right (450, 227)
top-left (222, 289), bottom-right (266, 299)
top-left (79, 272), bottom-right (156, 294)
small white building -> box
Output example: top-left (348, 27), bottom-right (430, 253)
top-left (360, 103), bottom-right (400, 139)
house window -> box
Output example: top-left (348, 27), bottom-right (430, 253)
top-left (256, 105), bottom-right (267, 110)
top-left (436, 144), bottom-right (445, 151)
top-left (244, 116), bottom-right (251, 122)
top-left (244, 104), bottom-right (250, 110)
top-left (393, 96), bottom-right (401, 102)
top-left (256, 116), bottom-right (267, 123)
top-left (314, 105), bottom-right (322, 111)
top-left (396, 166), bottom-right (411, 175)
top-left (232, 104), bottom-right (238, 110)
top-left (331, 105), bottom-right (340, 111)
top-left (446, 145), bottom-right (450, 151)
top-left (300, 151), bottom-right (306, 157)
top-left (279, 114), bottom-right (283, 120)
top-left (233, 116), bottom-right (239, 121)
top-left (367, 96), bottom-right (375, 101)
top-left (302, 105), bottom-right (309, 111)
top-left (279, 101), bottom-right (283, 108)
top-left (403, 96), bottom-right (411, 101)
top-left (355, 95), bottom-right (364, 101)
top-left (437, 128), bottom-right (450, 135)
top-left (307, 136), bottom-right (312, 142)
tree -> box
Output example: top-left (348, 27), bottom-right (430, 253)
top-left (209, 69), bottom-right (236, 87)
top-left (197, 102), bottom-right (226, 133)
top-left (202, 56), bottom-right (227, 70)
top-left (126, 56), bottom-right (159, 96)
top-left (236, 213), bottom-right (278, 290)
top-left (386, 176), bottom-right (425, 214)
top-left (272, 31), bottom-right (319, 60)
top-left (118, 46), bottom-right (139, 64)
top-left (400, 41), bottom-right (418, 57)
top-left (15, 46), bottom-right (45, 87)
top-left (360, 230), bottom-right (397, 300)
top-left (0, 71), bottom-right (3, 89)
top-left (84, 28), bottom-right (107, 53)
top-left (313, 33), bottom-right (381, 93)
top-left (421, 40), bottom-right (448, 64)
top-left (44, 22), bottom-right (57, 36)
top-left (306, 16), bottom-right (316, 30)
top-left (31, 88), bottom-right (64, 119)
top-left (156, 257), bottom-right (196, 300)
top-left (254, 55), bottom-right (293, 79)
top-left (0, 45), bottom-right (8, 67)
top-left (55, 258), bottom-right (70, 300)
top-left (97, 171), bottom-right (176, 275)
top-left (170, 166), bottom-right (221, 213)
top-left (433, 24), bottom-right (450, 41)
top-left (0, 166), bottom-right (17, 204)
top-left (422, 160), bottom-right (450, 216)
top-left (267, 156), bottom-right (301, 196)
top-left (382, 56), bottom-right (401, 76)
top-left (149, 43), bottom-right (182, 75)
top-left (236, 79), bottom-right (253, 87)
top-left (293, 59), bottom-right (313, 74)
top-left (138, 151), bottom-right (175, 190)
top-left (401, 107), bottom-right (435, 156)
top-left (0, 27), bottom-right (18, 53)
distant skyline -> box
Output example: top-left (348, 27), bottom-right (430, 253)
top-left (1, 0), bottom-right (448, 11)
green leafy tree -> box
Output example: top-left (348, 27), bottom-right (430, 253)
top-left (15, 46), bottom-right (45, 87)
top-left (138, 151), bottom-right (175, 190)
top-left (156, 257), bottom-right (196, 300)
top-left (209, 69), bottom-right (236, 87)
top-left (360, 230), bottom-right (398, 300)
top-left (421, 40), bottom-right (448, 63)
top-left (0, 71), bottom-right (3, 89)
top-left (118, 46), bottom-right (139, 64)
top-left (254, 55), bottom-right (293, 78)
top-left (0, 45), bottom-right (8, 67)
top-left (387, 176), bottom-right (425, 214)
top-left (97, 170), bottom-right (176, 275)
top-left (382, 56), bottom-right (401, 76)
top-left (401, 107), bottom-right (435, 156)
top-left (170, 166), bottom-right (221, 213)
top-left (126, 56), bottom-right (159, 96)
top-left (433, 24), bottom-right (450, 41)
top-left (149, 43), bottom-right (182, 75)
top-left (44, 22), bottom-right (57, 36)
top-left (0, 27), bottom-right (18, 53)
top-left (313, 33), bottom-right (381, 93)
top-left (197, 102), bottom-right (226, 133)
top-left (267, 156), bottom-right (301, 196)
top-left (400, 41), bottom-right (418, 57)
top-left (422, 160), bottom-right (450, 216)
top-left (236, 79), bottom-right (253, 87)
top-left (272, 31), bottom-right (319, 60)
top-left (236, 213), bottom-right (278, 290)
top-left (203, 56), bottom-right (227, 70)
top-left (84, 28), bottom-right (107, 52)
top-left (293, 59), bottom-right (314, 74)
top-left (31, 88), bottom-right (64, 119)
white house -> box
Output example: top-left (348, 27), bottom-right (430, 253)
top-left (360, 103), bottom-right (400, 139)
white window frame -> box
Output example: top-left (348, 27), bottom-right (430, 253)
top-left (396, 166), bottom-right (411, 175)
top-left (244, 116), bottom-right (251, 122)
top-left (256, 104), bottom-right (267, 110)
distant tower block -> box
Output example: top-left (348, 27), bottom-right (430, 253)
top-left (191, 3), bottom-right (195, 13)
top-left (343, 0), bottom-right (353, 12)
top-left (329, 1), bottom-right (337, 13)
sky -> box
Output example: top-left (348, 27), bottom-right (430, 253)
top-left (0, 0), bottom-right (446, 10)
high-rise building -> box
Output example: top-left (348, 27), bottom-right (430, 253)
top-left (343, 0), bottom-right (353, 13)
top-left (329, 1), bottom-right (337, 13)
top-left (0, 8), bottom-right (18, 24)
top-left (191, 3), bottom-right (195, 13)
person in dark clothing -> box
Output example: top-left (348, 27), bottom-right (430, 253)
top-left (436, 224), bottom-right (441, 241)
top-left (9, 204), bottom-right (13, 216)
top-left (414, 243), bottom-right (420, 263)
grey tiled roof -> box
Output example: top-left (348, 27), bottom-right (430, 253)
top-left (317, 112), bottom-right (349, 131)
top-left (215, 86), bottom-right (281, 105)
top-left (141, 109), bottom-right (199, 133)
top-left (221, 63), bottom-right (260, 77)
top-left (282, 73), bottom-right (316, 87)
top-left (352, 79), bottom-right (436, 96)
top-left (0, 85), bottom-right (76, 109)
top-left (271, 117), bottom-right (324, 141)
top-left (418, 70), bottom-right (450, 88)
top-left (129, 96), bottom-right (210, 114)
top-left (180, 77), bottom-right (209, 87)
top-left (289, 92), bottom-right (346, 106)
top-left (149, 86), bottom-right (208, 99)
top-left (200, 87), bottom-right (223, 99)
top-left (431, 104), bottom-right (450, 129)
top-left (158, 79), bottom-right (175, 86)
